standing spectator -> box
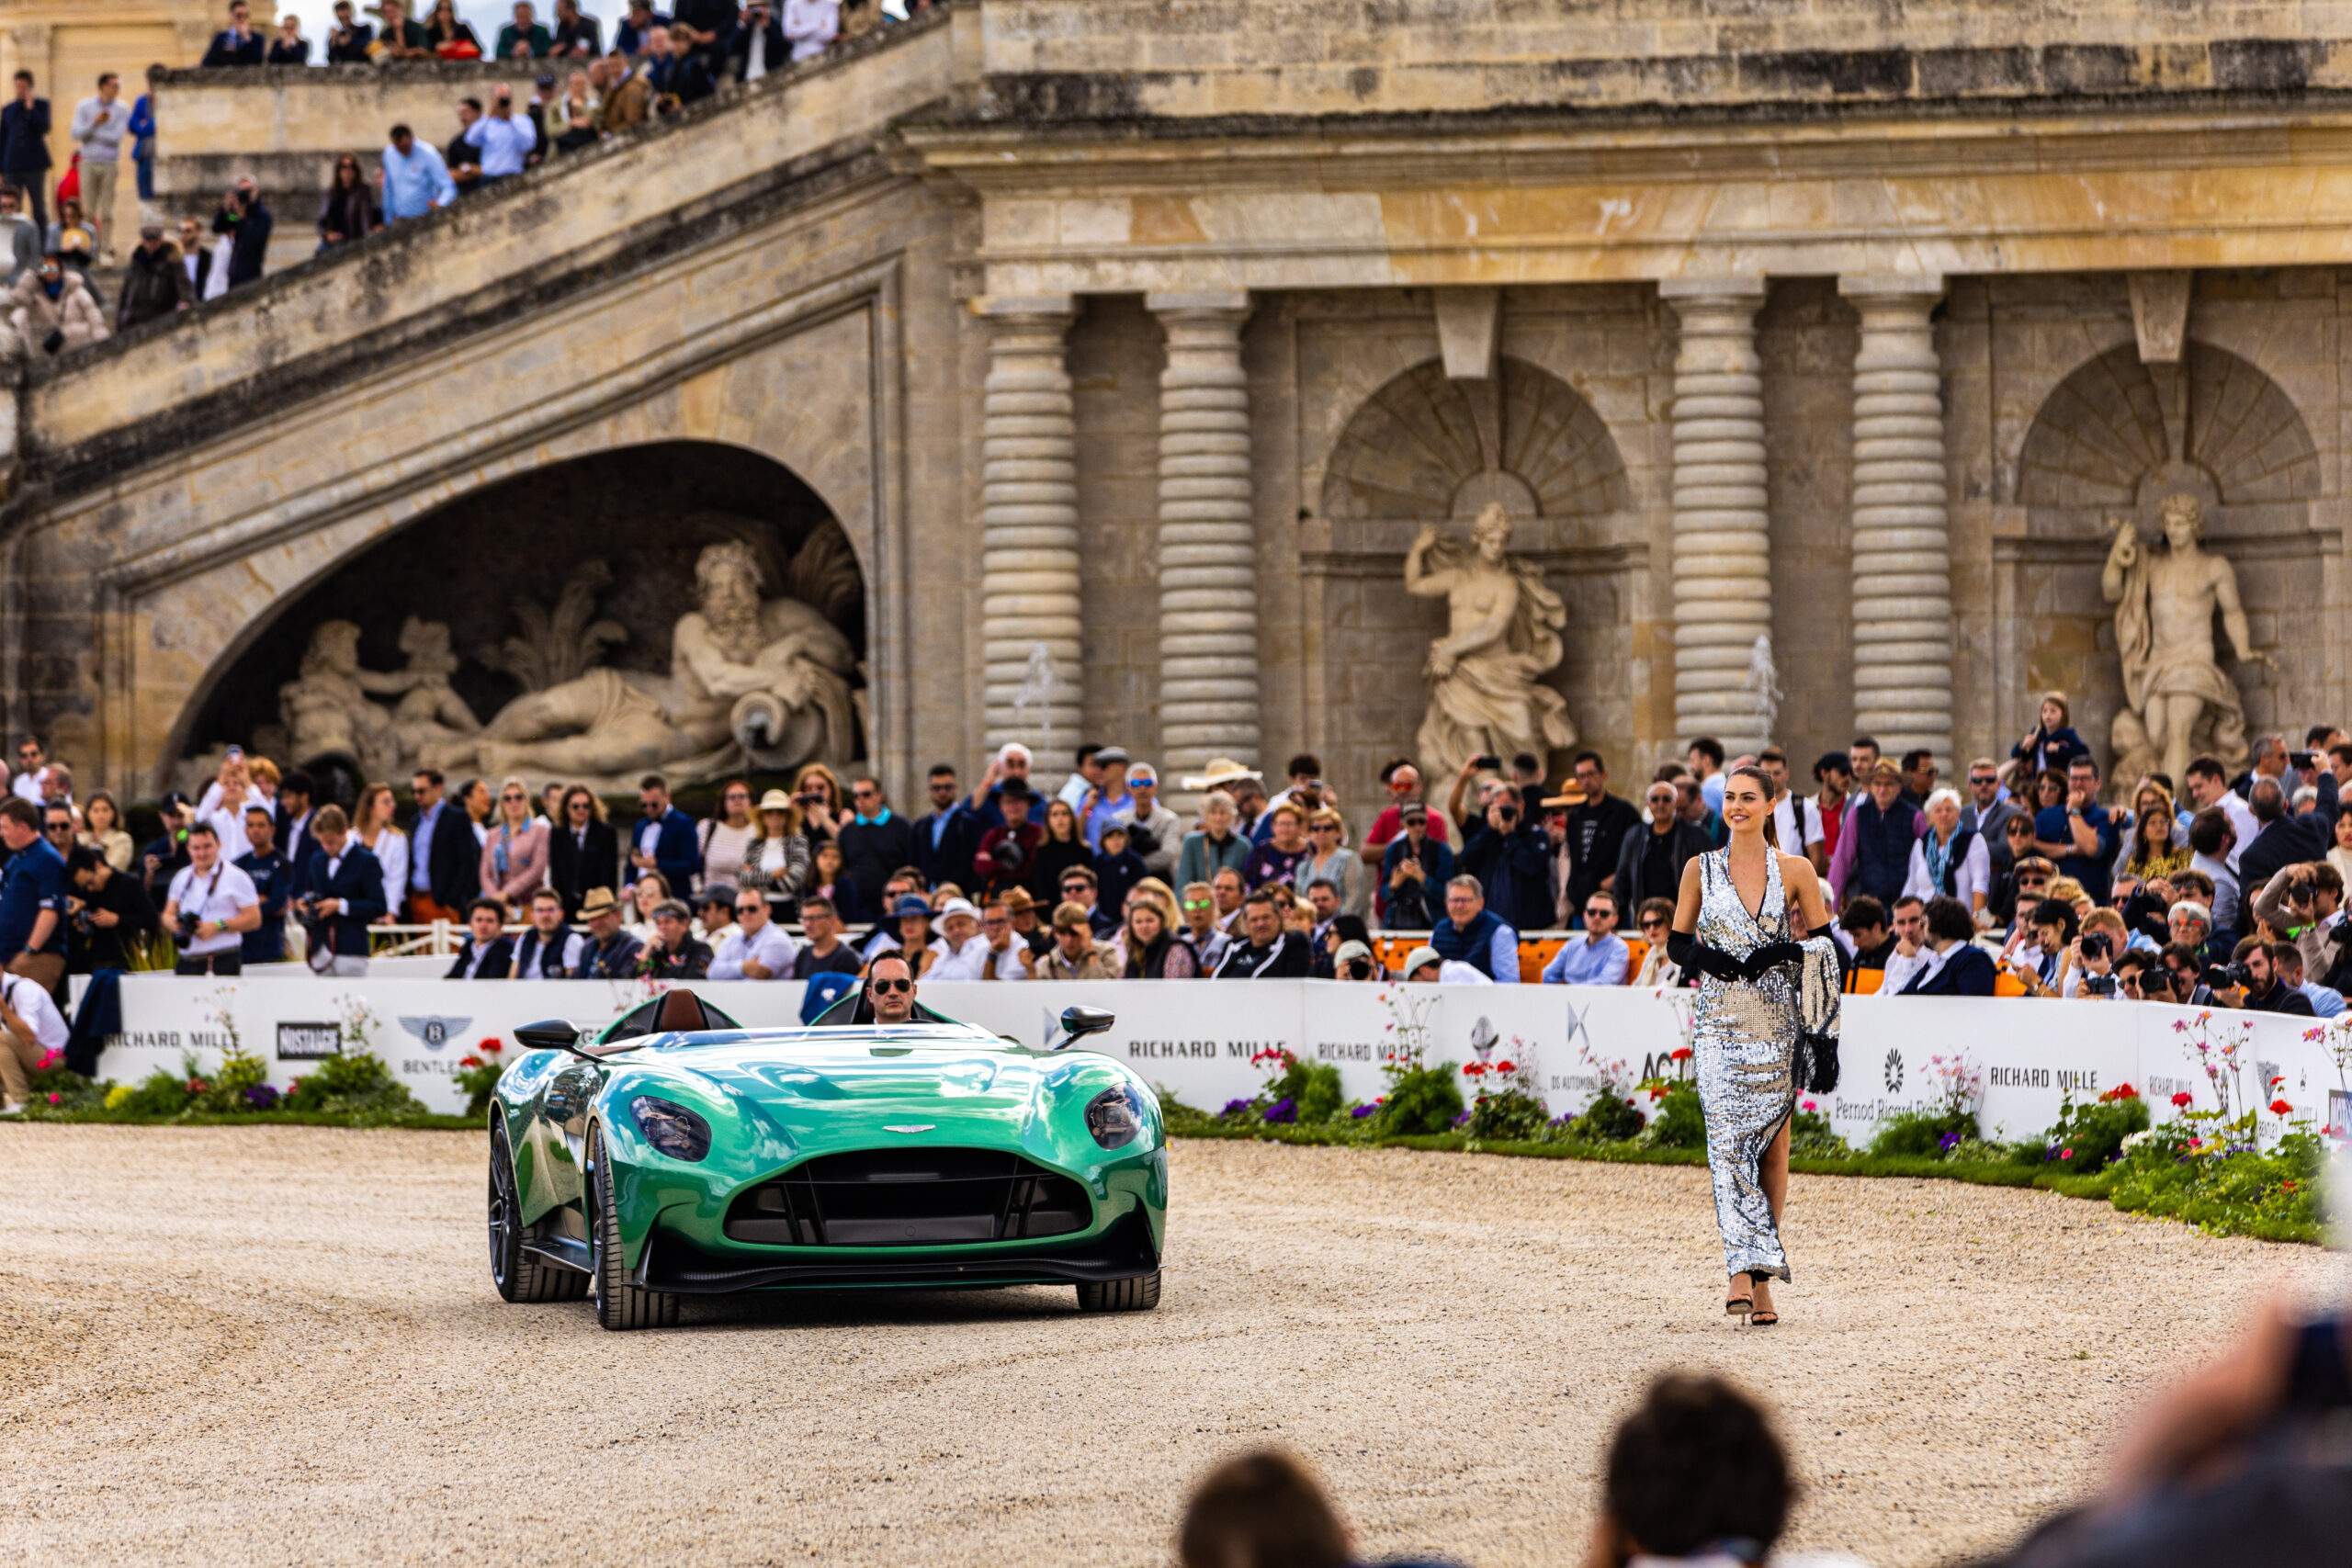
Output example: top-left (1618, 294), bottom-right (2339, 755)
top-left (326, 2), bottom-right (376, 62)
top-left (2253, 863), bottom-right (2344, 991)
top-left (68, 75), bottom-right (126, 265)
top-left (2120, 793), bottom-right (2191, 883)
top-left (1080, 746), bottom-right (1136, 849)
top-left (421, 0), bottom-right (481, 57)
top-left (203, 3), bottom-right (268, 68)
top-left (972, 780), bottom-right (1044, 901)
top-left (910, 763), bottom-right (978, 891)
top-left (1960, 755), bottom-right (2021, 863)
top-left (2183, 753), bottom-right (2258, 871)
top-left (0, 75), bottom-right (50, 233)
top-left (572, 886), bottom-right (640, 976)
top-left (464, 85), bottom-right (538, 184)
top-left (966, 743), bottom-right (1035, 827)
top-left (1849, 736), bottom-right (1883, 789)
top-left (233, 806), bottom-right (292, 965)
top-left (211, 177), bottom-right (271, 288)
top-left (545, 784), bottom-right (616, 918)
top-left (547, 69), bottom-right (601, 152)
top-left (727, 1), bottom-right (786, 81)
top-left (42, 197), bottom-right (94, 276)
top-left (1456, 784), bottom-right (1550, 933)
top-left (1903, 787), bottom-right (1992, 919)
top-left (782, 0), bottom-right (838, 62)
top-left (2237, 773), bottom-right (2336, 895)
top-left (616, 0), bottom-right (672, 54)
top-left (115, 223), bottom-right (191, 330)
top-left (1244, 802), bottom-right (1312, 890)
top-left (1033, 797), bottom-right (1091, 898)
top-left (650, 22), bottom-right (718, 109)
top-left (695, 778), bottom-right (758, 890)
top-left (1810, 750), bottom-right (1854, 863)
top-left (447, 98), bottom-right (489, 197)
top-left (552, 0), bottom-right (605, 55)
top-left (175, 216), bottom-right (220, 300)
top-left (1562, 750), bottom-right (1641, 914)
top-left (11, 258), bottom-right (108, 356)
top-left (316, 153), bottom-right (380, 252)
top-left (267, 13), bottom-right (311, 63)
top-left (1049, 864), bottom-right (1115, 941)
top-left (635, 900), bottom-right (711, 979)
top-left (625, 773), bottom-right (698, 891)
top-left (805, 840), bottom-right (858, 921)
top-left (710, 888), bottom-right (797, 979)
top-left (77, 790), bottom-right (133, 872)
top-left (2041, 753), bottom-right (2121, 906)
top-left (1175, 790), bottom-right (1251, 893)
top-left (2012, 691), bottom-right (2089, 776)
top-left (379, 123), bottom-right (456, 221)
top-left (1543, 889), bottom-right (1629, 984)
top-left (498, 1), bottom-right (556, 58)
top-left (139, 793), bottom-right (192, 906)
top-left (1379, 801), bottom-right (1453, 930)
top-left (127, 89), bottom-right (156, 204)
top-left (481, 776), bottom-right (548, 905)
top-left (1829, 759), bottom-right (1921, 911)
top-left (1092, 824), bottom-right (1147, 917)
top-left (1293, 807), bottom-right (1367, 922)
top-left (417, 772), bottom-right (482, 920)
top-left (1122, 763), bottom-right (1181, 880)
top-left (1209, 887), bottom-right (1311, 979)
top-left (1428, 873), bottom-right (1519, 981)
top-left (1758, 747), bottom-right (1826, 874)
top-left (293, 806), bottom-right (384, 976)
top-left (445, 900), bottom-right (513, 978)
top-left (1363, 760), bottom-right (1451, 859)
top-left (1685, 736), bottom-right (1726, 816)
top-left (736, 789), bottom-right (808, 913)
top-left (63, 843), bottom-right (156, 976)
top-left (349, 783), bottom-right (406, 925)
top-left (836, 774), bottom-right (911, 913)
top-left (598, 51), bottom-right (652, 131)
top-left (0, 187), bottom-right (36, 286)
top-left (159, 821), bottom-right (259, 976)
top-left (0, 797), bottom-right (68, 989)
top-left (1613, 779), bottom-right (1713, 913)
top-left (509, 886), bottom-right (585, 977)
top-left (1897, 749), bottom-right (1939, 811)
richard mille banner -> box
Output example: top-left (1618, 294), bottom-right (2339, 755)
top-left (93, 974), bottom-right (2349, 1145)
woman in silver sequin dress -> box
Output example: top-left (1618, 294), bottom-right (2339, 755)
top-left (1668, 765), bottom-right (1835, 1326)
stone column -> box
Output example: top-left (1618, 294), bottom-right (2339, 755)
top-left (1661, 279), bottom-right (1772, 754)
top-left (976, 295), bottom-right (1083, 754)
top-left (1840, 276), bottom-right (1952, 765)
top-left (1147, 291), bottom-right (1261, 799)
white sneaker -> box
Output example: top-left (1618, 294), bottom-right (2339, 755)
top-left (0, 1101), bottom-right (25, 1116)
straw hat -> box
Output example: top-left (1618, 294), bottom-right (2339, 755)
top-left (578, 886), bottom-right (622, 918)
top-left (756, 787), bottom-right (794, 813)
top-left (1179, 757), bottom-right (1264, 791)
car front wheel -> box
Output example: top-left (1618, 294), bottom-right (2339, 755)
top-left (587, 1123), bottom-right (680, 1331)
top-left (1077, 1271), bottom-right (1162, 1313)
top-left (490, 1116), bottom-right (587, 1303)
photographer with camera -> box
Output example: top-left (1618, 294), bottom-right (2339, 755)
top-left (2061, 911), bottom-right (2128, 998)
top-left (64, 840), bottom-right (154, 974)
top-left (2211, 938), bottom-right (2316, 1016)
top-left (2252, 861), bottom-right (2344, 987)
top-left (159, 822), bottom-right (259, 976)
top-left (290, 806), bottom-right (385, 977)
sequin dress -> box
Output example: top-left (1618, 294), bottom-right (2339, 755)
top-left (1691, 847), bottom-right (1802, 1283)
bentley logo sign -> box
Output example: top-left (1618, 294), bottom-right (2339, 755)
top-left (884, 1124), bottom-right (935, 1134)
top-left (397, 1015), bottom-right (472, 1051)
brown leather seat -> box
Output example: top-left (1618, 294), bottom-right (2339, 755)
top-left (655, 988), bottom-right (709, 1034)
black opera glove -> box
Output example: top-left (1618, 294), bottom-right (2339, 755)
top-left (1741, 941), bottom-right (1806, 976)
top-left (1667, 931), bottom-right (1747, 981)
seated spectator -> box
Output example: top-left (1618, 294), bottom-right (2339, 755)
top-left (1176, 1450), bottom-right (1353, 1568)
top-left (1243, 802), bottom-right (1312, 890)
top-left (447, 898), bottom-right (514, 978)
top-left (45, 197), bottom-right (96, 275)
top-left (1889, 895), bottom-right (1997, 995)
top-left (1430, 873), bottom-right (1520, 983)
top-left (0, 965), bottom-right (66, 1113)
top-left (961, 898), bottom-right (1030, 981)
top-left (1903, 787), bottom-right (1991, 920)
top-left (267, 13), bottom-right (311, 64)
top-left (616, 0), bottom-right (672, 55)
top-left (573, 886), bottom-right (641, 976)
top-left (1544, 888), bottom-right (1630, 985)
top-left (710, 888), bottom-right (797, 979)
top-left (11, 257), bottom-right (107, 356)
top-left (1176, 790), bottom-right (1251, 894)
top-left (635, 898), bottom-right (709, 980)
top-left (551, 0), bottom-right (604, 56)
top-left (498, 1), bottom-right (556, 58)
top-left (1035, 898), bottom-right (1118, 980)
top-left (1204, 886), bottom-right (1306, 979)
top-left (510, 886), bottom-right (585, 977)
top-left (1585, 1373), bottom-right (1793, 1568)
top-left (1402, 942), bottom-right (1487, 984)
top-left (1093, 822), bottom-right (1147, 917)
top-left (1630, 897), bottom-right (1681, 987)
top-left (2266, 941), bottom-right (2345, 1017)
top-left (1379, 801), bottom-right (1453, 930)
top-left (2253, 862), bottom-right (2342, 984)
top-left (326, 2), bottom-right (376, 62)
top-left (648, 23), bottom-right (717, 109)
top-left (2114, 948), bottom-right (2175, 1003)
top-left (728, 1), bottom-right (787, 81)
top-left (789, 896), bottom-right (861, 979)
top-left (1998, 897), bottom-right (2077, 997)
top-left (317, 152), bottom-right (380, 252)
top-left (865, 893), bottom-right (944, 976)
top-left (1836, 893), bottom-right (1894, 970)
top-left (204, 1), bottom-right (268, 66)
top-left (924, 897), bottom-right (992, 980)
top-left (370, 0), bottom-right (434, 59)
top-left (691, 883), bottom-right (739, 951)
top-left (116, 222), bottom-right (191, 330)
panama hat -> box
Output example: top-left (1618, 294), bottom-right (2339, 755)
top-left (756, 788), bottom-right (794, 813)
top-left (1179, 757), bottom-right (1265, 791)
top-left (578, 886), bottom-right (622, 918)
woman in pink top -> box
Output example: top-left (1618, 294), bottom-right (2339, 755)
top-left (481, 774), bottom-right (549, 905)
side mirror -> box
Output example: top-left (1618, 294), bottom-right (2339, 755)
top-left (1052, 1006), bottom-right (1114, 1051)
top-left (515, 1019), bottom-right (589, 1055)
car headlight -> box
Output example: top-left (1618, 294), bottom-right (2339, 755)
top-left (629, 1096), bottom-right (711, 1161)
top-left (1085, 1085), bottom-right (1144, 1150)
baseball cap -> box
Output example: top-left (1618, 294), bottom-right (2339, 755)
top-left (1094, 746), bottom-right (1131, 766)
top-left (1403, 944), bottom-right (1443, 978)
top-left (892, 894), bottom-right (932, 919)
top-left (1333, 938), bottom-right (1373, 967)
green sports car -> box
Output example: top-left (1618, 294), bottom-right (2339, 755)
top-left (486, 989), bottom-right (1168, 1330)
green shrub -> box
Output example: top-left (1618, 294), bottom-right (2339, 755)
top-left (1271, 1057), bottom-right (1346, 1125)
top-left (1866, 1108), bottom-right (1975, 1158)
top-left (116, 1064), bottom-right (204, 1117)
top-left (1380, 1064), bottom-right (1464, 1135)
top-left (1466, 1088), bottom-right (1551, 1142)
top-left (2035, 1085), bottom-right (2152, 1174)
top-left (281, 1051), bottom-right (424, 1124)
top-left (2106, 1124), bottom-right (2324, 1241)
top-left (1640, 1081), bottom-right (1706, 1150)
top-left (1789, 1105), bottom-right (1850, 1159)
top-left (1570, 1087), bottom-right (1645, 1144)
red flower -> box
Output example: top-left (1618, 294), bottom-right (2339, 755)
top-left (478, 1037), bottom-right (503, 1055)
top-left (2171, 1092), bottom-right (2194, 1107)
top-left (2061, 1148), bottom-right (2074, 1160)
top-left (187, 1078), bottom-right (208, 1093)
top-left (2282, 1179), bottom-right (2300, 1192)
top-left (2269, 1075), bottom-right (2286, 1088)
top-left (1669, 1046), bottom-right (1693, 1062)
top-left (45, 1093), bottom-right (60, 1105)
top-left (2270, 1099), bottom-right (2294, 1115)
top-left (1496, 1060), bottom-right (1516, 1074)
top-left (458, 1055), bottom-right (483, 1068)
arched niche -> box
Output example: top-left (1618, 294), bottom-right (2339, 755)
top-left (173, 440), bottom-right (861, 799)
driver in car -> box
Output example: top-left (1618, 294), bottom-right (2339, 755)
top-left (863, 953), bottom-right (917, 1025)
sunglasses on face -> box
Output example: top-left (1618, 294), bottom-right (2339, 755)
top-left (1584, 907), bottom-right (1611, 919)
top-left (1640, 918), bottom-right (1667, 931)
top-left (1061, 884), bottom-right (1090, 897)
top-left (2019, 876), bottom-right (2049, 889)
top-left (869, 977), bottom-right (911, 994)
top-left (735, 905), bottom-right (763, 918)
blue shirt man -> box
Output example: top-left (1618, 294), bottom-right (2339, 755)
top-left (380, 126), bottom-right (457, 220)
top-left (2037, 757), bottom-right (2118, 906)
top-left (232, 807), bottom-right (291, 964)
top-left (0, 804), bottom-right (66, 971)
top-left (1543, 893), bottom-right (1632, 985)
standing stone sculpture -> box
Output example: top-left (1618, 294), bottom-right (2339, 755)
top-left (441, 540), bottom-right (857, 788)
top-left (1404, 501), bottom-right (1577, 782)
top-left (2101, 491), bottom-right (2270, 787)
top-left (278, 618), bottom-right (477, 780)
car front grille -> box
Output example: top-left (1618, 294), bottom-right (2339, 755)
top-left (723, 1147), bottom-right (1091, 1247)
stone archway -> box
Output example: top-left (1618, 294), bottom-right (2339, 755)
top-left (168, 441), bottom-right (866, 802)
top-left (2009, 340), bottom-right (2326, 774)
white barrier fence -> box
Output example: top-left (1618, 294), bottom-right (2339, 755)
top-left (90, 975), bottom-right (2352, 1146)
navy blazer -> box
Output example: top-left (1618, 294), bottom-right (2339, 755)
top-left (626, 807), bottom-right (702, 893)
top-left (298, 844), bottom-right (387, 956)
top-left (1901, 943), bottom-right (1997, 997)
top-left (446, 935), bottom-right (513, 980)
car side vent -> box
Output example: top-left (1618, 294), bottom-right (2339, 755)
top-left (724, 1148), bottom-right (1091, 1247)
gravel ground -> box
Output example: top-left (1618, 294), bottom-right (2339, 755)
top-left (0, 1127), bottom-right (2328, 1567)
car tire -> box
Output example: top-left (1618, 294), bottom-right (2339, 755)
top-left (489, 1117), bottom-right (586, 1303)
top-left (587, 1123), bottom-right (679, 1331)
top-left (1077, 1271), bottom-right (1162, 1313)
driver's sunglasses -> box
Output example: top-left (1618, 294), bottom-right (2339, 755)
top-left (869, 977), bottom-right (911, 994)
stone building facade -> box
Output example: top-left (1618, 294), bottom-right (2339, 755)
top-left (5, 0), bottom-right (2351, 814)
